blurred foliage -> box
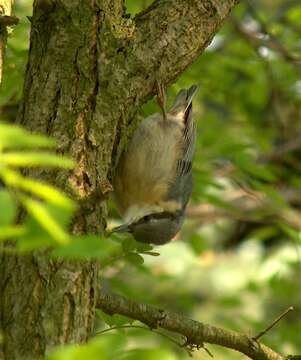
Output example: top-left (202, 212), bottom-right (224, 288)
top-left (1, 0), bottom-right (301, 359)
top-left (0, 122), bottom-right (75, 246)
top-left (0, 123), bottom-right (159, 264)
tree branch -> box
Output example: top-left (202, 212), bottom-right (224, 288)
top-left (122, 0), bottom-right (238, 103)
top-left (97, 291), bottom-right (285, 360)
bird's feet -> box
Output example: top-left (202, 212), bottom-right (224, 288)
top-left (156, 80), bottom-right (167, 121)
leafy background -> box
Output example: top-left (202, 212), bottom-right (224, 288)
top-left (1, 0), bottom-right (301, 358)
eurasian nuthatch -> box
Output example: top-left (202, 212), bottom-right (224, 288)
top-left (113, 83), bottom-right (199, 245)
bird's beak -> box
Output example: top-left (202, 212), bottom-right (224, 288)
top-left (111, 224), bottom-right (131, 233)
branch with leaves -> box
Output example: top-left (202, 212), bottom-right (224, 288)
top-left (97, 291), bottom-right (298, 360)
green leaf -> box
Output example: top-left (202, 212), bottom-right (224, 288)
top-left (96, 309), bottom-right (134, 327)
top-left (46, 333), bottom-right (127, 360)
top-left (20, 196), bottom-right (70, 244)
top-left (122, 237), bottom-right (137, 252)
top-left (252, 181), bottom-right (288, 208)
top-left (52, 235), bottom-right (122, 260)
top-left (203, 193), bottom-right (236, 211)
top-left (189, 233), bottom-right (208, 255)
top-left (0, 190), bottom-right (16, 225)
top-left (0, 152), bottom-right (74, 168)
top-left (17, 201), bottom-right (74, 251)
top-left (287, 5), bottom-right (301, 23)
top-left (247, 226), bottom-right (279, 242)
top-left (141, 251), bottom-right (160, 257)
top-left (0, 225), bottom-right (26, 241)
top-left (125, 253), bottom-right (144, 266)
top-left (135, 242), bottom-right (153, 253)
top-left (0, 168), bottom-right (75, 209)
top-left (16, 216), bottom-right (56, 251)
top-left (279, 224), bottom-right (301, 243)
top-left (234, 153), bottom-right (276, 182)
top-left (0, 123), bottom-right (55, 149)
top-left (120, 348), bottom-right (178, 360)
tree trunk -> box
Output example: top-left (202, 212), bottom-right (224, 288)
top-left (0, 0), bottom-right (237, 358)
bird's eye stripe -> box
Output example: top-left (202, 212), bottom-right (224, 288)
top-left (134, 210), bottom-right (183, 226)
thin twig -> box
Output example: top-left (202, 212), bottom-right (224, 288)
top-left (96, 324), bottom-right (192, 356)
top-left (252, 306), bottom-right (294, 341)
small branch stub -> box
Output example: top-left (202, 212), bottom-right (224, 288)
top-left (0, 15), bottom-right (19, 26)
top-left (252, 306), bottom-right (294, 342)
top-left (156, 80), bottom-right (167, 121)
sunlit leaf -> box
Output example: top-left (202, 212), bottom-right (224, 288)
top-left (46, 334), bottom-right (127, 360)
top-left (0, 123), bottom-right (55, 149)
top-left (96, 309), bottom-right (134, 327)
top-left (52, 236), bottom-right (122, 260)
top-left (0, 225), bottom-right (26, 241)
top-left (0, 190), bottom-right (16, 225)
top-left (20, 196), bottom-right (70, 244)
top-left (16, 215), bottom-right (57, 251)
top-left (0, 168), bottom-right (75, 209)
top-left (0, 152), bottom-right (74, 168)
top-left (121, 348), bottom-right (178, 360)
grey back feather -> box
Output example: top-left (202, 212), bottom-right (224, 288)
top-left (167, 85), bottom-right (199, 209)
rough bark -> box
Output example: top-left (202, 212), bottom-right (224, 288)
top-left (0, 0), bottom-right (237, 359)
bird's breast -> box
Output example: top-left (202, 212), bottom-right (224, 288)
top-left (114, 116), bottom-right (184, 216)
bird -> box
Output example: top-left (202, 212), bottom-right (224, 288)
top-left (112, 82), bottom-right (199, 245)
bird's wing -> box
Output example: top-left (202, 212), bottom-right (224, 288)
top-left (172, 85), bottom-right (198, 176)
top-left (167, 85), bottom-right (198, 208)
top-left (177, 103), bottom-right (196, 176)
